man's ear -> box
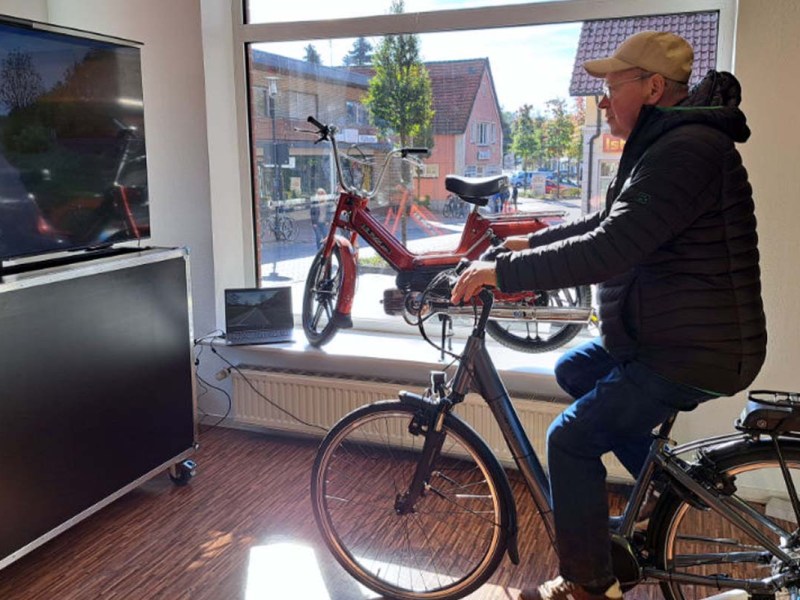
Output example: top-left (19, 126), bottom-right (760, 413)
top-left (645, 74), bottom-right (667, 106)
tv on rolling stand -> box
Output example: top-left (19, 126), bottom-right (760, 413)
top-left (0, 13), bottom-right (150, 269)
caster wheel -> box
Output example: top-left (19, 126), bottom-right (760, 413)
top-left (169, 459), bottom-right (197, 486)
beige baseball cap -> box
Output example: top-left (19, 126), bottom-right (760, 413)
top-left (583, 31), bottom-right (693, 83)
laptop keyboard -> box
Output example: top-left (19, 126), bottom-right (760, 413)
top-left (227, 329), bottom-right (292, 344)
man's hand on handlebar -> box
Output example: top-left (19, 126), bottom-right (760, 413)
top-left (450, 261), bottom-right (498, 304)
top-left (479, 244), bottom-right (511, 261)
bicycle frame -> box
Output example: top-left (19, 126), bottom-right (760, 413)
top-left (407, 290), bottom-right (800, 594)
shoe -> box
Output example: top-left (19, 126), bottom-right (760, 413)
top-left (518, 576), bottom-right (623, 600)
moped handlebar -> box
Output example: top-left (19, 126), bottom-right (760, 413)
top-left (304, 115), bottom-right (428, 199)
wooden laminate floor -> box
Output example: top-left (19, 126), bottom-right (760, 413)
top-left (0, 426), bottom-right (666, 600)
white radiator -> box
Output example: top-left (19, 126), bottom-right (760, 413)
top-left (230, 368), bottom-right (632, 482)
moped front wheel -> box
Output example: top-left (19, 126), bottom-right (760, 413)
top-left (303, 246), bottom-right (343, 346)
top-left (485, 285), bottom-right (591, 353)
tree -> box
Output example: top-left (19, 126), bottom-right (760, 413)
top-left (364, 0), bottom-right (434, 244)
top-left (542, 98), bottom-right (575, 198)
top-left (510, 105), bottom-right (542, 170)
top-left (0, 50), bottom-right (44, 112)
top-left (343, 37), bottom-right (373, 66)
top-left (304, 44), bottom-right (322, 65)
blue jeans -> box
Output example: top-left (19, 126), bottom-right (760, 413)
top-left (548, 340), bottom-right (713, 589)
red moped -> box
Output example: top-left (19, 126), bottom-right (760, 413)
top-left (301, 117), bottom-right (593, 352)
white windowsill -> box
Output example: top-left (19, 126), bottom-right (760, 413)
top-left (207, 326), bottom-right (583, 404)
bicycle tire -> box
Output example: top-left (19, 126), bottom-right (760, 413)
top-left (485, 285), bottom-right (591, 353)
top-left (649, 440), bottom-right (800, 600)
top-left (278, 215), bottom-right (297, 241)
top-left (302, 246), bottom-right (343, 347)
top-left (443, 202), bottom-right (454, 218)
top-left (311, 400), bottom-right (510, 600)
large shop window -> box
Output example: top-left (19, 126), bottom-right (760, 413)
top-left (240, 1), bottom-right (726, 343)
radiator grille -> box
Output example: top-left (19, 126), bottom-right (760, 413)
top-left (230, 368), bottom-right (631, 481)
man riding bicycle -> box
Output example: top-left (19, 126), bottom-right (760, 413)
top-left (451, 31), bottom-right (767, 600)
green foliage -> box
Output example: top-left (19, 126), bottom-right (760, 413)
top-left (510, 105), bottom-right (543, 170)
top-left (343, 37), bottom-right (374, 66)
top-left (2, 106), bottom-right (51, 153)
top-left (543, 98), bottom-right (573, 164)
top-left (304, 44), bottom-right (322, 65)
top-left (7, 122), bottom-right (50, 153)
top-left (363, 0), bottom-right (434, 147)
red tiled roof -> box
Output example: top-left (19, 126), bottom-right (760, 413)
top-left (426, 59), bottom-right (490, 135)
top-left (347, 59), bottom-right (493, 135)
top-left (570, 12), bottom-right (719, 96)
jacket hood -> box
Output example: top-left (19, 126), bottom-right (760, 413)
top-left (627, 70), bottom-right (751, 151)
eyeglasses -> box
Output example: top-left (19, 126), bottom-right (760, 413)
top-left (602, 73), bottom-right (654, 98)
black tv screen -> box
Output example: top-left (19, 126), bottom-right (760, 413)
top-left (0, 16), bottom-right (149, 262)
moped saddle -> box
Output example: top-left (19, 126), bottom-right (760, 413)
top-left (445, 174), bottom-right (508, 205)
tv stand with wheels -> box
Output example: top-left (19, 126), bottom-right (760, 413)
top-left (0, 247), bottom-right (197, 570)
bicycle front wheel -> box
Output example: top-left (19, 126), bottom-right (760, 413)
top-left (650, 441), bottom-right (800, 600)
top-left (311, 401), bottom-right (509, 600)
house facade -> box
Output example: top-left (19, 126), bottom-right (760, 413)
top-left (417, 59), bottom-right (505, 201)
top-left (248, 52), bottom-right (504, 206)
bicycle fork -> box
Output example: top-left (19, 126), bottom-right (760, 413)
top-left (394, 390), bottom-right (449, 516)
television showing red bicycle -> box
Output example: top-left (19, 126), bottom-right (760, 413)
top-left (0, 14), bottom-right (149, 263)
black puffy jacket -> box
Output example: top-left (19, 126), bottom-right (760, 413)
top-left (495, 71), bottom-right (766, 395)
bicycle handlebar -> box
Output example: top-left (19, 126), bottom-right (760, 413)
top-left (304, 115), bottom-right (428, 199)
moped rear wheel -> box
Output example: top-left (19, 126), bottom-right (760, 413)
top-left (303, 246), bottom-right (343, 346)
top-left (485, 285), bottom-right (591, 353)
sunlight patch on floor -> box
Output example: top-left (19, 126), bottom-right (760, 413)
top-left (245, 542), bottom-right (379, 599)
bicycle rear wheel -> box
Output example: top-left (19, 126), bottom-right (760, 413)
top-left (277, 215), bottom-right (297, 241)
top-left (485, 285), bottom-right (591, 353)
top-left (311, 401), bottom-right (510, 600)
top-left (650, 441), bottom-right (800, 600)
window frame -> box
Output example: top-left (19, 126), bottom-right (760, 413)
top-left (230, 0), bottom-right (737, 315)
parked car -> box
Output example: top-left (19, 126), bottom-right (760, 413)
top-left (510, 170), bottom-right (553, 188)
top-left (545, 177), bottom-right (580, 195)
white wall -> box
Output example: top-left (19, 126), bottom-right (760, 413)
top-left (0, 0), bottom-right (217, 336)
top-left (673, 0), bottom-right (800, 442)
top-left (0, 1), bottom-right (46, 20)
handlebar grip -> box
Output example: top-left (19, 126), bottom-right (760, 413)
top-left (307, 115), bottom-right (325, 130)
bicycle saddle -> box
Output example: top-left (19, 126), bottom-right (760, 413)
top-left (445, 174), bottom-right (509, 206)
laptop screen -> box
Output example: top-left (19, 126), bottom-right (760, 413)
top-left (224, 287), bottom-right (294, 335)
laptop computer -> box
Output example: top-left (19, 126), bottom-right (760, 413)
top-left (224, 287), bottom-right (294, 345)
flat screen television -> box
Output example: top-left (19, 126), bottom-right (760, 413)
top-left (0, 15), bottom-right (149, 263)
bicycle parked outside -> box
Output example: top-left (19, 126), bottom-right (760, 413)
top-left (442, 193), bottom-right (468, 219)
top-left (259, 203), bottom-right (297, 243)
top-left (311, 268), bottom-right (800, 600)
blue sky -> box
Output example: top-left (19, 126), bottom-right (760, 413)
top-left (248, 1), bottom-right (582, 115)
